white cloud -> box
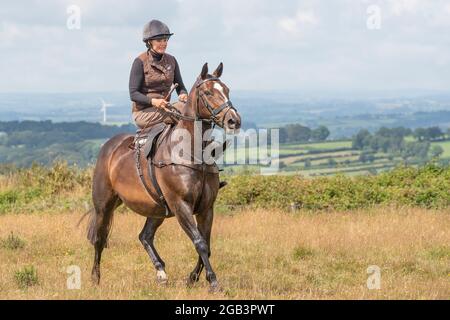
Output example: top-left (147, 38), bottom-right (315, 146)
top-left (0, 0), bottom-right (448, 93)
top-left (296, 11), bottom-right (319, 26)
top-left (0, 22), bottom-right (23, 47)
top-left (279, 18), bottom-right (298, 33)
top-left (387, 0), bottom-right (421, 16)
top-left (278, 10), bottom-right (318, 35)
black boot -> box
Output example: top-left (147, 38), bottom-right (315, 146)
top-left (219, 181), bottom-right (228, 189)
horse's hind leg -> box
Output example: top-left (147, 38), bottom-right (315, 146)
top-left (139, 217), bottom-right (167, 284)
top-left (89, 181), bottom-right (121, 285)
top-left (187, 208), bottom-right (213, 287)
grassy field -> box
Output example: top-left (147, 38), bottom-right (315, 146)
top-left (431, 140), bottom-right (450, 158)
top-left (0, 207), bottom-right (448, 299)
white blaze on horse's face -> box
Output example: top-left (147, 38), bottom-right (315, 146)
top-left (213, 82), bottom-right (228, 102)
top-left (210, 82), bottom-right (241, 134)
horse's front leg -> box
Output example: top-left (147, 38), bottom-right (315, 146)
top-left (187, 208), bottom-right (214, 287)
top-left (174, 202), bottom-right (220, 292)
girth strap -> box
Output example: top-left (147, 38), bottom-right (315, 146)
top-left (135, 143), bottom-right (170, 216)
top-left (147, 153), bottom-right (170, 216)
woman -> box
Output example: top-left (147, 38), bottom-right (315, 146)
top-left (129, 20), bottom-right (228, 189)
top-left (129, 19), bottom-right (188, 129)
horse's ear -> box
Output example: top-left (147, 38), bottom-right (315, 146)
top-left (200, 63), bottom-right (208, 80)
top-left (212, 62), bottom-right (223, 78)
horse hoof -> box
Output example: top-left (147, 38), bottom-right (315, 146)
top-left (91, 273), bottom-right (100, 285)
top-left (208, 281), bottom-right (222, 294)
top-left (156, 270), bottom-right (168, 285)
top-left (186, 272), bottom-right (200, 287)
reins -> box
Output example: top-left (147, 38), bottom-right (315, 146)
top-left (162, 77), bottom-right (236, 128)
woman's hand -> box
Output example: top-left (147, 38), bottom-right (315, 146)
top-left (152, 98), bottom-right (169, 109)
top-left (178, 93), bottom-right (188, 103)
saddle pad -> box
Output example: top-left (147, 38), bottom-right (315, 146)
top-left (142, 123), bottom-right (167, 159)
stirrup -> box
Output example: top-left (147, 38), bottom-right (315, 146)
top-left (132, 129), bottom-right (148, 149)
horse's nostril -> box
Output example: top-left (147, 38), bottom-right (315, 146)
top-left (227, 119), bottom-right (236, 127)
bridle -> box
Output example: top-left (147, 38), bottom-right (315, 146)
top-left (165, 77), bottom-right (236, 128)
top-left (195, 77), bottom-right (236, 128)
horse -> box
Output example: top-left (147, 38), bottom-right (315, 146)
top-left (86, 62), bottom-right (241, 292)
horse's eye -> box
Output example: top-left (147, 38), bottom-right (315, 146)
top-left (204, 91), bottom-right (212, 96)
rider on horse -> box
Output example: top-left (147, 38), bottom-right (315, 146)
top-left (129, 19), bottom-right (227, 189)
top-left (86, 22), bottom-right (241, 288)
top-left (129, 19), bottom-right (188, 129)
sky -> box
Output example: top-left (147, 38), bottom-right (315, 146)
top-left (0, 0), bottom-right (449, 94)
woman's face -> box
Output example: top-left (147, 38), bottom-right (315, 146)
top-left (150, 38), bottom-right (169, 54)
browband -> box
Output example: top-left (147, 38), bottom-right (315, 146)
top-left (196, 77), bottom-right (221, 88)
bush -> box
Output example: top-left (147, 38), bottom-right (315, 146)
top-left (0, 190), bottom-right (19, 205)
top-left (15, 266), bottom-right (38, 289)
top-left (217, 163), bottom-right (450, 210)
top-left (0, 161), bottom-right (92, 214)
top-left (1, 232), bottom-right (26, 250)
top-left (2, 159), bottom-right (450, 213)
top-left (293, 246), bottom-right (315, 260)
top-left (16, 161), bottom-right (91, 195)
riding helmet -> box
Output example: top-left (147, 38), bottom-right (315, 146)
top-left (142, 19), bottom-right (174, 42)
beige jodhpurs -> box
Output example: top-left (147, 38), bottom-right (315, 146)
top-left (132, 101), bottom-right (185, 129)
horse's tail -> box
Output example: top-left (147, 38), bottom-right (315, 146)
top-left (86, 207), bottom-right (99, 246)
top-left (77, 207), bottom-right (93, 228)
top-left (76, 205), bottom-right (105, 245)
top-left (77, 207), bottom-right (100, 245)
top-left (83, 201), bottom-right (118, 247)
top-left (82, 133), bottom-right (127, 247)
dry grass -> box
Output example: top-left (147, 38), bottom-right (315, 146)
top-left (0, 207), bottom-right (449, 299)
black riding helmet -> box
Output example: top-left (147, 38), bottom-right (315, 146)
top-left (142, 19), bottom-right (174, 42)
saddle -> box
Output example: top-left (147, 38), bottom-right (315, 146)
top-left (131, 123), bottom-right (171, 216)
top-left (131, 123), bottom-right (167, 155)
top-left (129, 123), bottom-right (225, 217)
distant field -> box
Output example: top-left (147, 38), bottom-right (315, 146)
top-left (281, 140), bottom-right (352, 150)
top-left (0, 207), bottom-right (448, 299)
top-left (431, 140), bottom-right (450, 158)
top-left (226, 138), bottom-right (450, 177)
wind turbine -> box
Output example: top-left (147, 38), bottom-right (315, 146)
top-left (100, 99), bottom-right (113, 124)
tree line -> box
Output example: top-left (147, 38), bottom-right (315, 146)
top-left (0, 120), bottom-right (136, 147)
top-left (352, 126), bottom-right (447, 163)
top-left (279, 124), bottom-right (330, 143)
top-left (0, 120), bottom-right (137, 167)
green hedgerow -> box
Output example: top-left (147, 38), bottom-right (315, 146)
top-left (217, 163), bottom-right (450, 210)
